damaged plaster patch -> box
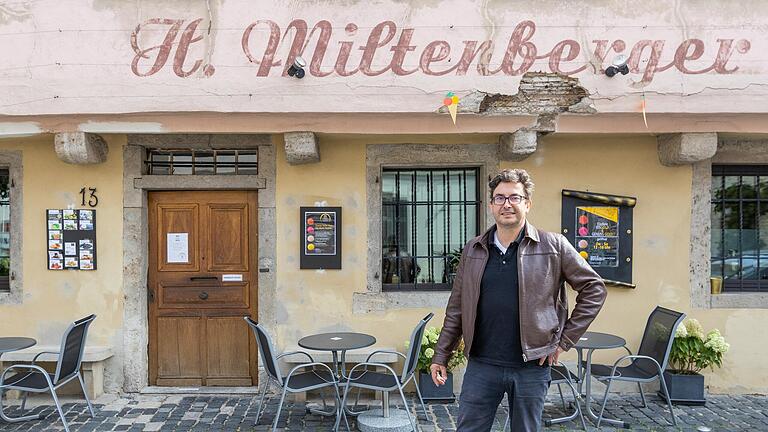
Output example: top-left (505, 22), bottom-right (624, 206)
top-left (478, 72), bottom-right (594, 115)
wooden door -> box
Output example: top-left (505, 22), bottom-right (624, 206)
top-left (148, 190), bottom-right (258, 386)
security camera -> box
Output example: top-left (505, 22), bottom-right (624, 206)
top-left (604, 54), bottom-right (629, 77)
top-left (287, 56), bottom-right (307, 79)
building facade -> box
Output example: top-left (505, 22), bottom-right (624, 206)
top-left (1, 0), bottom-right (767, 395)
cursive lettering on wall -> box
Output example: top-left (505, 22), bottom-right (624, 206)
top-left (130, 18), bottom-right (751, 84)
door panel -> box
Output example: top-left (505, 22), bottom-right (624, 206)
top-left (148, 191), bottom-right (258, 387)
top-left (207, 204), bottom-right (249, 271)
top-left (206, 316), bottom-right (252, 386)
top-left (157, 204), bottom-right (200, 272)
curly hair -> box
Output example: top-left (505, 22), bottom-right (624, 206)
top-left (488, 168), bottom-right (535, 199)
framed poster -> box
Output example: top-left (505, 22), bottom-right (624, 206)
top-left (561, 190), bottom-right (635, 287)
top-left (299, 207), bottom-right (342, 269)
top-left (47, 209), bottom-right (97, 270)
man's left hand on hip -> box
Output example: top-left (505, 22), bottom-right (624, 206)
top-left (538, 346), bottom-right (564, 366)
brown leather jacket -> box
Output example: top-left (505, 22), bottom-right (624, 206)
top-left (433, 223), bottom-right (607, 365)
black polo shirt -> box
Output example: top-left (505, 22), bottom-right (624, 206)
top-left (470, 225), bottom-right (526, 367)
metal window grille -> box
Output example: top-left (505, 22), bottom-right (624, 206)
top-left (145, 149), bottom-right (258, 175)
top-left (381, 168), bottom-right (481, 292)
top-left (0, 168), bottom-right (9, 292)
top-left (711, 165), bottom-right (768, 293)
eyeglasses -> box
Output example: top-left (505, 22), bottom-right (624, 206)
top-left (492, 194), bottom-right (527, 205)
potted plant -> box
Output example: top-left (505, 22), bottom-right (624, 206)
top-left (443, 248), bottom-right (462, 285)
top-left (661, 318), bottom-right (730, 405)
top-left (407, 326), bottom-right (467, 401)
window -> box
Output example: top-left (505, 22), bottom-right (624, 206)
top-left (711, 165), bottom-right (768, 292)
top-left (145, 149), bottom-right (258, 175)
top-left (381, 168), bottom-right (481, 291)
top-left (0, 168), bottom-right (9, 292)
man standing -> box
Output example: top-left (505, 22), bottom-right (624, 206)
top-left (431, 169), bottom-right (606, 431)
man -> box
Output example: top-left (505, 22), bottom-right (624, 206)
top-left (430, 169), bottom-right (606, 431)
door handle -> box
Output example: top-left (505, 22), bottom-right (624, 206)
top-left (190, 276), bottom-right (218, 281)
top-left (198, 291), bottom-right (209, 300)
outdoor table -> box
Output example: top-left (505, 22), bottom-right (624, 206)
top-left (0, 337), bottom-right (38, 423)
top-left (575, 331), bottom-right (629, 428)
top-left (298, 332), bottom-right (376, 417)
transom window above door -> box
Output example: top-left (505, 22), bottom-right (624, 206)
top-left (145, 149), bottom-right (258, 175)
top-left (381, 168), bottom-right (481, 292)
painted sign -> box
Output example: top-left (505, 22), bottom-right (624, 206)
top-left (131, 18), bottom-right (751, 84)
top-left (575, 207), bottom-right (619, 268)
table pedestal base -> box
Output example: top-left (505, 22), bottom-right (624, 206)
top-left (356, 409), bottom-right (413, 432)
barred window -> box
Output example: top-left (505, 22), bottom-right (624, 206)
top-left (145, 149), bottom-right (258, 175)
top-left (711, 165), bottom-right (768, 292)
top-left (0, 169), bottom-right (9, 292)
top-left (382, 168), bottom-right (481, 291)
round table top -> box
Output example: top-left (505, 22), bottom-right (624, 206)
top-left (0, 337), bottom-right (36, 354)
top-left (298, 332), bottom-right (376, 352)
top-left (574, 331), bottom-right (625, 350)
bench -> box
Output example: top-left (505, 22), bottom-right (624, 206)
top-left (0, 346), bottom-right (113, 399)
top-left (280, 347), bottom-right (401, 402)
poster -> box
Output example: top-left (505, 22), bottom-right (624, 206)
top-left (299, 206), bottom-right (342, 269)
top-left (46, 209), bottom-right (97, 270)
top-left (575, 206), bottom-right (619, 268)
top-left (167, 233), bottom-right (189, 263)
top-left (303, 211), bottom-right (337, 256)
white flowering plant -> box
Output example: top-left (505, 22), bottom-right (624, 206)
top-left (405, 326), bottom-right (467, 374)
top-left (669, 318), bottom-right (729, 375)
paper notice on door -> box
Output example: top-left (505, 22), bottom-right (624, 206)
top-left (167, 233), bottom-right (189, 263)
top-left (222, 274), bottom-right (243, 282)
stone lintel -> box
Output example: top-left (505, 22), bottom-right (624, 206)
top-left (499, 130), bottom-right (538, 161)
top-left (657, 132), bottom-right (717, 166)
top-left (284, 132), bottom-right (320, 165)
top-left (54, 132), bottom-right (109, 164)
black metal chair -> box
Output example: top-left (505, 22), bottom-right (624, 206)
top-left (244, 317), bottom-right (349, 432)
top-left (590, 306), bottom-right (685, 428)
top-left (334, 312), bottom-right (433, 432)
top-left (0, 314), bottom-right (97, 432)
top-left (501, 362), bottom-right (588, 431)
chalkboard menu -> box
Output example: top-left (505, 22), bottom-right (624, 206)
top-left (561, 190), bottom-right (635, 287)
top-left (299, 206), bottom-right (342, 269)
top-left (46, 209), bottom-right (97, 271)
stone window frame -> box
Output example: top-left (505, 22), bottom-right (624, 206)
top-left (354, 143), bottom-right (497, 313)
top-left (0, 151), bottom-right (22, 305)
top-left (691, 139), bottom-right (768, 309)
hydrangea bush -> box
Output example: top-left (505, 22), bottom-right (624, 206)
top-left (405, 326), bottom-right (467, 374)
top-left (669, 318), bottom-right (729, 375)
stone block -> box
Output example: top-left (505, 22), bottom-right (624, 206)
top-left (54, 132), bottom-right (109, 164)
top-left (657, 133), bottom-right (718, 166)
top-left (284, 132), bottom-right (320, 165)
top-left (499, 130), bottom-right (538, 161)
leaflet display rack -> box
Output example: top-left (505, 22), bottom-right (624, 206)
top-left (46, 209), bottom-right (97, 271)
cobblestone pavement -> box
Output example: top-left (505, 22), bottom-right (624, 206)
top-left (0, 392), bottom-right (766, 431)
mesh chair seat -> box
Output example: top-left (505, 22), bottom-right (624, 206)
top-left (551, 365), bottom-right (580, 384)
top-left (346, 370), bottom-right (400, 390)
top-left (589, 362), bottom-right (656, 381)
top-left (283, 369), bottom-right (336, 391)
top-left (2, 371), bottom-right (57, 391)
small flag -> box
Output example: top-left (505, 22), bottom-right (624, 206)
top-left (443, 92), bottom-right (460, 125)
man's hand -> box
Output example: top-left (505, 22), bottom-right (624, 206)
top-left (430, 363), bottom-right (448, 386)
top-left (538, 347), bottom-right (565, 366)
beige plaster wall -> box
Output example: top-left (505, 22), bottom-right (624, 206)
top-left (274, 133), bottom-right (767, 394)
top-left (0, 135), bottom-right (124, 351)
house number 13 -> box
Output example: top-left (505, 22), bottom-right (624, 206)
top-left (79, 187), bottom-right (98, 207)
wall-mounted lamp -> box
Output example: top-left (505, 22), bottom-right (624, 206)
top-left (604, 54), bottom-right (629, 77)
top-left (287, 56), bottom-right (307, 79)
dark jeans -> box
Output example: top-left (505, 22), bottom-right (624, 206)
top-left (457, 359), bottom-right (551, 432)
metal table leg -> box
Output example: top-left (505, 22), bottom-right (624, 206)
top-left (582, 349), bottom-right (628, 428)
